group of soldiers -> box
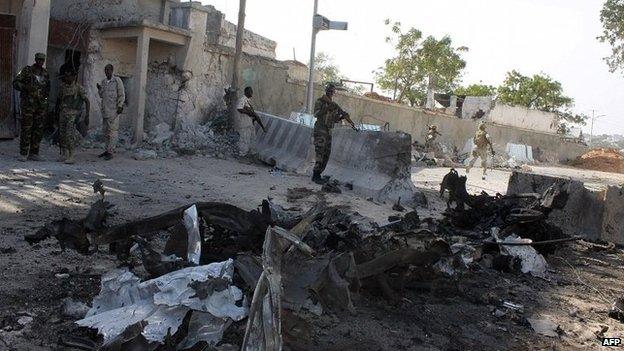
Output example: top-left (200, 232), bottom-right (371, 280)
top-left (13, 53), bottom-right (125, 163)
top-left (14, 53), bottom-right (493, 179)
top-left (423, 122), bottom-right (494, 179)
top-left (307, 83), bottom-right (495, 183)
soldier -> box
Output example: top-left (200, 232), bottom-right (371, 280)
top-left (13, 53), bottom-right (50, 161)
top-left (425, 125), bottom-right (442, 155)
top-left (466, 122), bottom-right (495, 180)
top-left (312, 84), bottom-right (357, 184)
top-left (56, 70), bottom-right (90, 164)
top-left (97, 64), bottom-right (125, 160)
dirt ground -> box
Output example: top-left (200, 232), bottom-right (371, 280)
top-left (1, 139), bottom-right (623, 351)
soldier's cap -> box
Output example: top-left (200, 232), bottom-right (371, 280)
top-left (35, 53), bottom-right (46, 60)
top-left (429, 125), bottom-right (437, 130)
top-left (479, 122), bottom-right (487, 130)
top-left (325, 84), bottom-right (336, 93)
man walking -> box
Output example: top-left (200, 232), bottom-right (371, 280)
top-left (13, 53), bottom-right (50, 161)
top-left (312, 84), bottom-right (356, 184)
top-left (97, 64), bottom-right (125, 160)
top-left (466, 122), bottom-right (495, 180)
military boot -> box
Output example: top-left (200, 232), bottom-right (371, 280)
top-left (64, 149), bottom-right (75, 164)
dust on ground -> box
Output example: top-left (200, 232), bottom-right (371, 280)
top-left (1, 139), bottom-right (623, 351)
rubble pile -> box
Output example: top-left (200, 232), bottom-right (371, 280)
top-left (23, 175), bottom-right (579, 350)
top-left (570, 148), bottom-right (624, 173)
top-left (81, 110), bottom-right (239, 160)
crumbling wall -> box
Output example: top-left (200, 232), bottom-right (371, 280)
top-left (50, 0), bottom-right (156, 24)
top-left (488, 103), bottom-right (559, 134)
top-left (145, 63), bottom-right (183, 130)
top-left (203, 6), bottom-right (276, 60)
top-left (462, 96), bottom-right (494, 119)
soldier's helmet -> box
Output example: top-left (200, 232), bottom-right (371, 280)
top-left (325, 83), bottom-right (336, 94)
top-left (429, 125), bottom-right (437, 130)
top-left (479, 122), bottom-right (487, 130)
top-left (35, 53), bottom-right (46, 60)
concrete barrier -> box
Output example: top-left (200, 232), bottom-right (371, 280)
top-left (602, 186), bottom-right (624, 244)
top-left (507, 171), bottom-right (624, 244)
top-left (323, 129), bottom-right (423, 206)
top-left (254, 112), bottom-right (314, 174)
top-left (254, 113), bottom-right (423, 207)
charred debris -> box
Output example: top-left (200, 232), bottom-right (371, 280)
top-left (26, 171), bottom-right (578, 350)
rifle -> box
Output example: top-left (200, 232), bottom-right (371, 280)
top-left (329, 103), bottom-right (358, 132)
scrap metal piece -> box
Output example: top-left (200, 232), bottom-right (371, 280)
top-left (94, 202), bottom-right (270, 246)
top-left (77, 260), bottom-right (247, 348)
top-left (241, 226), bottom-right (314, 351)
top-left (183, 205), bottom-right (202, 265)
top-left (177, 312), bottom-right (233, 349)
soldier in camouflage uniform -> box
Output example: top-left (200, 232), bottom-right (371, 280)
top-left (466, 122), bottom-right (495, 180)
top-left (56, 70), bottom-right (90, 164)
top-left (312, 84), bottom-right (357, 184)
top-left (13, 53), bottom-right (50, 161)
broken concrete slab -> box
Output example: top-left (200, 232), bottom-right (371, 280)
top-left (507, 171), bottom-right (606, 242)
top-left (602, 186), bottom-right (624, 245)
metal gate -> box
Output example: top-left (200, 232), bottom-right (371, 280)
top-left (0, 24), bottom-right (16, 139)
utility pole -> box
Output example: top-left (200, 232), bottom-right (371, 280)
top-left (589, 109), bottom-right (605, 148)
top-left (229, 0), bottom-right (246, 126)
top-left (306, 0), bottom-right (319, 114)
top-left (305, 0), bottom-right (348, 114)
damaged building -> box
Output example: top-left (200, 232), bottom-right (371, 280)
top-left (1, 0), bottom-right (587, 164)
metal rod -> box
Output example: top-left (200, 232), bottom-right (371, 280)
top-left (305, 0), bottom-right (319, 114)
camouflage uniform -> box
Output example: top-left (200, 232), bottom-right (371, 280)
top-left (425, 125), bottom-right (442, 156)
top-left (313, 95), bottom-right (347, 175)
top-left (467, 124), bottom-right (492, 175)
top-left (57, 81), bottom-right (88, 155)
top-left (13, 65), bottom-right (50, 156)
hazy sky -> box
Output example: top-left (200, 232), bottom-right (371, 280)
top-left (205, 0), bottom-right (623, 135)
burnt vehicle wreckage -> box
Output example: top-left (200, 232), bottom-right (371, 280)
top-left (24, 172), bottom-right (583, 350)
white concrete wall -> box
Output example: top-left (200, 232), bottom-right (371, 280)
top-left (488, 103), bottom-right (559, 134)
top-left (17, 0), bottom-right (50, 69)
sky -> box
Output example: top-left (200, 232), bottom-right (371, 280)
top-left (204, 0), bottom-right (623, 136)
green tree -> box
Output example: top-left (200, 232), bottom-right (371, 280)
top-left (313, 52), bottom-right (364, 94)
top-left (498, 70), bottom-right (572, 111)
top-left (375, 20), bottom-right (468, 107)
top-left (497, 70), bottom-right (587, 134)
top-left (314, 52), bottom-right (345, 84)
top-left (599, 0), bottom-right (624, 73)
top-left (454, 84), bottom-right (497, 97)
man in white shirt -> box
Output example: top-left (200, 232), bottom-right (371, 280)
top-left (235, 86), bottom-right (257, 156)
top-left (96, 64), bottom-right (125, 160)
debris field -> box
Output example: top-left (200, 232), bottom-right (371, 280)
top-left (0, 151), bottom-right (623, 351)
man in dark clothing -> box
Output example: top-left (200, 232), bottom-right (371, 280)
top-left (312, 84), bottom-right (356, 184)
top-left (13, 53), bottom-right (50, 161)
